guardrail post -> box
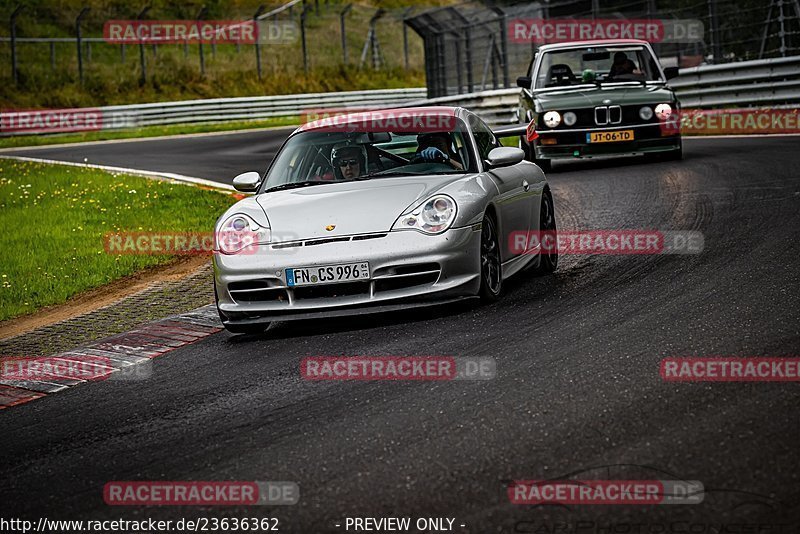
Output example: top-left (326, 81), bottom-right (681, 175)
top-left (10, 5), bottom-right (23, 86)
top-left (254, 5), bottom-right (266, 80)
top-left (340, 4), bottom-right (352, 64)
top-left (301, 5), bottom-right (309, 73)
top-left (137, 6), bottom-right (150, 85)
top-left (76, 7), bottom-right (90, 86)
top-left (197, 6), bottom-right (208, 75)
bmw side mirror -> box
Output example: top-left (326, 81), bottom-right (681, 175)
top-left (486, 147), bottom-right (525, 169)
top-left (664, 67), bottom-right (679, 80)
top-left (516, 76), bottom-right (532, 89)
top-left (232, 171), bottom-right (261, 193)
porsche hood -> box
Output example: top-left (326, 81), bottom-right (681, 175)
top-left (254, 176), bottom-right (468, 241)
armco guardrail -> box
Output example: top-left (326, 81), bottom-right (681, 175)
top-left (0, 88), bottom-right (428, 136)
top-left (2, 57), bottom-right (798, 136)
top-left (411, 56), bottom-right (800, 126)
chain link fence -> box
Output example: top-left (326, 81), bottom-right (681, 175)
top-left (408, 0), bottom-right (800, 98)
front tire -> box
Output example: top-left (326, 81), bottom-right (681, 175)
top-left (531, 188), bottom-right (558, 275)
top-left (478, 214), bottom-right (503, 302)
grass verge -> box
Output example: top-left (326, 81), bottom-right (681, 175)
top-left (0, 116), bottom-right (301, 150)
top-left (0, 159), bottom-right (236, 322)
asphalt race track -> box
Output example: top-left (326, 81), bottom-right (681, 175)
top-left (1, 135), bottom-right (799, 531)
top-left (2, 127), bottom-right (297, 183)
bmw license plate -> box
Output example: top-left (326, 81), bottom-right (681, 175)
top-left (286, 262), bottom-right (369, 287)
top-left (587, 130), bottom-right (635, 143)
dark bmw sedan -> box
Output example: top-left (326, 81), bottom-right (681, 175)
top-left (516, 39), bottom-right (682, 170)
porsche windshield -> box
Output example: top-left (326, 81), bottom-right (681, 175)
top-left (261, 119), bottom-right (474, 192)
top-left (534, 45), bottom-right (663, 89)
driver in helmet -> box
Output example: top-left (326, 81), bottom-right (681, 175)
top-left (415, 132), bottom-right (464, 170)
top-left (330, 143), bottom-right (366, 180)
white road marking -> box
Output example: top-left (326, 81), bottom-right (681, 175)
top-left (0, 154), bottom-right (235, 191)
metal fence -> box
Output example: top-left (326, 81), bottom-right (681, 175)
top-left (5, 54), bottom-right (798, 137)
top-left (415, 55), bottom-right (800, 126)
top-left (1, 0), bottom-right (421, 89)
top-left (0, 88), bottom-right (428, 136)
top-left (407, 0), bottom-right (800, 98)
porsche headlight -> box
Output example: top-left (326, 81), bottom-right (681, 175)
top-left (393, 195), bottom-right (457, 235)
top-left (216, 214), bottom-right (270, 254)
top-left (639, 106), bottom-right (654, 120)
top-left (543, 111), bottom-right (561, 128)
top-left (563, 111), bottom-right (577, 126)
top-left (655, 103), bottom-right (672, 121)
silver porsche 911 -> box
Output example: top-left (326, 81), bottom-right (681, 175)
top-left (213, 106), bottom-right (557, 334)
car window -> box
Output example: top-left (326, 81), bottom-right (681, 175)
top-left (535, 45), bottom-right (663, 88)
top-left (470, 115), bottom-right (500, 162)
top-left (261, 117), bottom-right (476, 192)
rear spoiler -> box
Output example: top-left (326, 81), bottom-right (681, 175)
top-left (492, 124), bottom-right (528, 138)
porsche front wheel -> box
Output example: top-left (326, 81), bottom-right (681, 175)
top-left (478, 214), bottom-right (503, 302)
top-left (532, 188), bottom-right (558, 275)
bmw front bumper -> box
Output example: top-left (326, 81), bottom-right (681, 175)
top-left (213, 225), bottom-right (483, 325)
top-left (534, 123), bottom-right (681, 160)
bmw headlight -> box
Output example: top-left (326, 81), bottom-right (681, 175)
top-left (216, 214), bottom-right (270, 254)
top-left (563, 112), bottom-right (577, 126)
top-left (393, 195), bottom-right (457, 235)
top-left (655, 103), bottom-right (672, 121)
top-left (639, 106), bottom-right (654, 121)
top-left (543, 111), bottom-right (561, 128)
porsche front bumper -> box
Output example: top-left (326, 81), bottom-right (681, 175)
top-left (213, 225), bottom-right (483, 325)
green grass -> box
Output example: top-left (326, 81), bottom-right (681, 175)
top-left (0, 116), bottom-right (301, 149)
top-left (0, 160), bottom-right (237, 322)
top-left (0, 0), bottom-right (453, 109)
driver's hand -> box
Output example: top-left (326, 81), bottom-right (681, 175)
top-left (420, 147), bottom-right (447, 163)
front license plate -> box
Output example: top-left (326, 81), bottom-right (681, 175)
top-left (586, 130), bottom-right (635, 143)
top-left (286, 262), bottom-right (370, 287)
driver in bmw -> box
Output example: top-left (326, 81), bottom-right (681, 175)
top-left (415, 132), bottom-right (464, 170)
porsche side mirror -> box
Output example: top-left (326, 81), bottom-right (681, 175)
top-left (232, 171), bottom-right (261, 192)
top-left (486, 147), bottom-right (525, 169)
top-left (516, 76), bottom-right (532, 89)
top-left (664, 67), bottom-right (680, 80)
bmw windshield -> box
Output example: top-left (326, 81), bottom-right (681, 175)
top-left (534, 45), bottom-right (664, 89)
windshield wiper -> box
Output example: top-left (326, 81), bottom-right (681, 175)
top-left (264, 181), bottom-right (329, 193)
top-left (360, 171), bottom-right (416, 178)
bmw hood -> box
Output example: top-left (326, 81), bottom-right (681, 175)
top-left (255, 176), bottom-right (465, 241)
top-left (535, 84), bottom-right (676, 110)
